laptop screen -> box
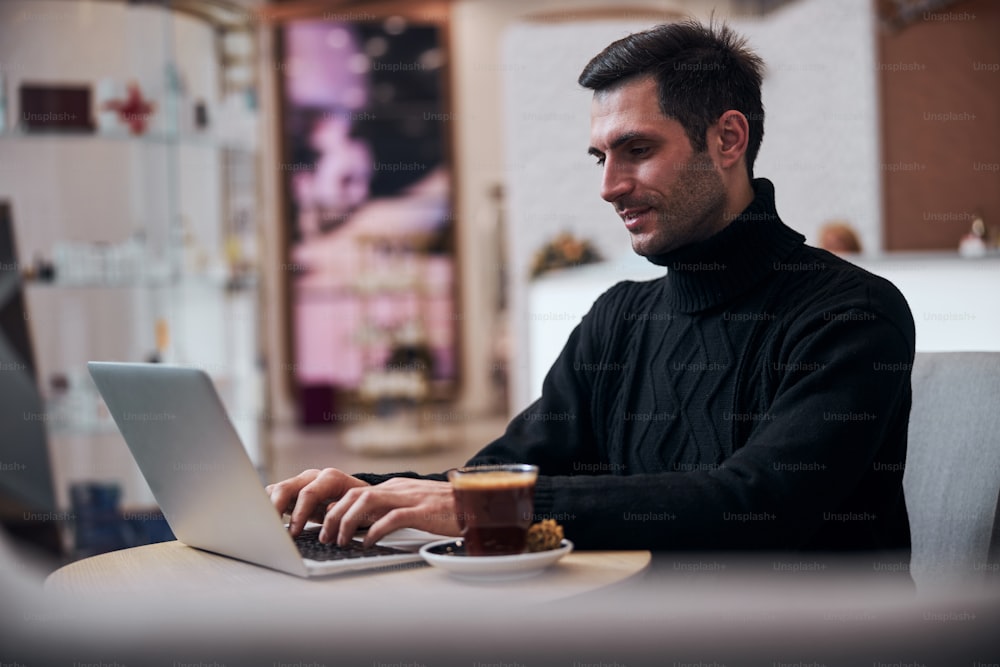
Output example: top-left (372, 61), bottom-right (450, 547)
top-left (0, 201), bottom-right (59, 527)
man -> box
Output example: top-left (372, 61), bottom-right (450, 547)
top-left (268, 20), bottom-right (914, 558)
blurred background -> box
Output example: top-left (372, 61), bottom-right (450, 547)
top-left (0, 0), bottom-right (997, 566)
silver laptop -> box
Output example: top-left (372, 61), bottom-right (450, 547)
top-left (88, 361), bottom-right (433, 577)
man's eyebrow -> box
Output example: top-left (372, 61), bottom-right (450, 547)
top-left (587, 131), bottom-right (653, 156)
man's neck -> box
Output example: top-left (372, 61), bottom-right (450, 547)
top-left (648, 177), bottom-right (807, 312)
top-left (723, 176), bottom-right (756, 228)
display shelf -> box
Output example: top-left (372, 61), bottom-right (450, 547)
top-left (0, 127), bottom-right (257, 152)
top-left (0, 0), bottom-right (265, 516)
top-left (23, 272), bottom-right (258, 291)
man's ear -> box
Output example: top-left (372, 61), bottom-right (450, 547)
top-left (708, 110), bottom-right (749, 171)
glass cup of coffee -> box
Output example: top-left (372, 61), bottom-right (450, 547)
top-left (448, 464), bottom-right (539, 556)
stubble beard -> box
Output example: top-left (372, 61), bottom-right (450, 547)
top-left (631, 151), bottom-right (728, 258)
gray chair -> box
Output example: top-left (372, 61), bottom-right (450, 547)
top-left (904, 351), bottom-right (1000, 594)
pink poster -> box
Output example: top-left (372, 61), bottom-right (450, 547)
top-left (278, 18), bottom-right (458, 417)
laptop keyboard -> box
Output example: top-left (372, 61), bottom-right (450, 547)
top-left (292, 529), bottom-right (411, 561)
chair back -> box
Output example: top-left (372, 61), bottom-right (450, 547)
top-left (904, 351), bottom-right (1000, 593)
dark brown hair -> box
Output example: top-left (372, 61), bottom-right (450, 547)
top-left (579, 20), bottom-right (765, 177)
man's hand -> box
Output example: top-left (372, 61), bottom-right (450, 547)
top-left (323, 478), bottom-right (461, 547)
top-left (265, 468), bottom-right (369, 537)
top-left (266, 470), bottom-right (462, 546)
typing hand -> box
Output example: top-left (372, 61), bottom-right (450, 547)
top-left (265, 468), bottom-right (369, 537)
top-left (321, 478), bottom-right (462, 548)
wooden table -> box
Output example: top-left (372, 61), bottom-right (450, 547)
top-left (32, 540), bottom-right (653, 665)
top-left (45, 539), bottom-right (651, 605)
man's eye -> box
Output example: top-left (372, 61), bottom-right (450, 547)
top-left (631, 146), bottom-right (650, 157)
top-left (594, 157), bottom-right (606, 167)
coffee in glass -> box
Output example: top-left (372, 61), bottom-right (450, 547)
top-left (448, 464), bottom-right (539, 556)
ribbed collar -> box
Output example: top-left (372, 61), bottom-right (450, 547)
top-left (647, 178), bottom-right (805, 313)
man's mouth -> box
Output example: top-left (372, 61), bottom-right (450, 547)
top-left (620, 207), bottom-right (653, 230)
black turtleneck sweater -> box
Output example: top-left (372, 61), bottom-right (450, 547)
top-left (360, 179), bottom-right (915, 555)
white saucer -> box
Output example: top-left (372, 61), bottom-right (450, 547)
top-left (419, 538), bottom-right (573, 581)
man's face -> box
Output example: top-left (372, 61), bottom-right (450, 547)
top-left (589, 76), bottom-right (729, 258)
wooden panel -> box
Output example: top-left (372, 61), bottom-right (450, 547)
top-left (878, 0), bottom-right (1000, 250)
top-left (260, 0), bottom-right (451, 24)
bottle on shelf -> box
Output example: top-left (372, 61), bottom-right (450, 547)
top-left (95, 77), bottom-right (122, 134)
top-left (958, 213), bottom-right (989, 258)
top-left (148, 318), bottom-right (176, 364)
top-left (162, 61), bottom-right (187, 137)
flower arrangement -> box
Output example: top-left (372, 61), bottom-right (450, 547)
top-left (529, 231), bottom-right (603, 279)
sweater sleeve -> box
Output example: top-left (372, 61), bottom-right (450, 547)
top-left (528, 302), bottom-right (915, 550)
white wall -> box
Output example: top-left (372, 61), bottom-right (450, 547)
top-left (501, 0), bottom-right (882, 411)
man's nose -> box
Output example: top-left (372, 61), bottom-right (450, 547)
top-left (600, 161), bottom-right (632, 203)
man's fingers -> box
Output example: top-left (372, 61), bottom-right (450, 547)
top-left (362, 508), bottom-right (420, 547)
top-left (337, 490), bottom-right (388, 546)
top-left (265, 468), bottom-right (368, 538)
top-left (289, 485), bottom-right (327, 535)
top-left (287, 468), bottom-right (343, 535)
top-left (315, 479), bottom-right (458, 546)
top-left (267, 469), bottom-right (319, 525)
top-left (320, 486), bottom-right (372, 544)
top-left (322, 487), bottom-right (402, 545)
